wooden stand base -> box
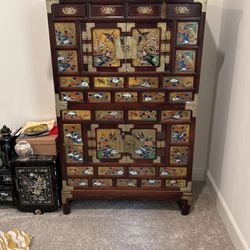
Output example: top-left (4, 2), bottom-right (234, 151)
top-left (62, 203), bottom-right (71, 215)
top-left (177, 199), bottom-right (191, 216)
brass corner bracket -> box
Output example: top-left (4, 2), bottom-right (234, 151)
top-left (46, 0), bottom-right (59, 13)
top-left (55, 94), bottom-right (68, 117)
top-left (61, 181), bottom-right (73, 204)
top-left (194, 0), bottom-right (208, 12)
top-left (185, 94), bottom-right (199, 118)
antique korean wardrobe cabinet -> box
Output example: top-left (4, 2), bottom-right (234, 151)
top-left (46, 0), bottom-right (206, 215)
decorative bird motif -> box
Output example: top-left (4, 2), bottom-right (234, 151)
top-left (136, 29), bottom-right (150, 44)
top-left (102, 30), bottom-right (116, 44)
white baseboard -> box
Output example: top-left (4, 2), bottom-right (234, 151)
top-left (206, 172), bottom-right (249, 250)
top-left (192, 168), bottom-right (206, 181)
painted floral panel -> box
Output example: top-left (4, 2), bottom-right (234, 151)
top-left (57, 50), bottom-right (78, 73)
top-left (132, 28), bottom-right (160, 67)
top-left (68, 178), bottom-right (88, 187)
top-left (169, 92), bottom-right (193, 103)
top-left (170, 146), bottom-right (189, 165)
top-left (96, 129), bottom-right (122, 159)
top-left (117, 179), bottom-right (137, 187)
top-left (165, 179), bottom-right (186, 188)
top-left (128, 110), bottom-right (157, 121)
top-left (61, 92), bottom-right (83, 102)
top-left (65, 145), bottom-right (83, 163)
top-left (92, 179), bottom-right (112, 187)
top-left (92, 28), bottom-right (121, 67)
top-left (171, 125), bottom-right (190, 143)
top-left (163, 76), bottom-right (194, 89)
top-left (54, 23), bottom-right (76, 46)
top-left (59, 77), bottom-right (89, 88)
top-left (177, 22), bottom-right (198, 46)
top-left (63, 124), bottom-right (83, 145)
top-left (161, 110), bottom-right (191, 121)
top-left (95, 111), bottom-right (124, 121)
top-left (131, 129), bottom-right (157, 159)
top-left (128, 167), bottom-right (155, 176)
top-left (62, 110), bottom-right (91, 120)
top-left (98, 167), bottom-right (124, 176)
top-left (142, 92), bottom-right (165, 102)
top-left (141, 179), bottom-right (161, 188)
top-left (175, 50), bottom-right (196, 72)
top-left (115, 92), bottom-right (138, 102)
top-left (128, 77), bottom-right (159, 88)
top-left (160, 167), bottom-right (187, 177)
top-left (88, 92), bottom-right (110, 103)
top-left (67, 166), bottom-right (94, 176)
top-left (94, 77), bottom-right (124, 88)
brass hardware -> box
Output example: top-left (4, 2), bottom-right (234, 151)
top-left (62, 7), bottom-right (77, 15)
top-left (180, 181), bottom-right (192, 192)
top-left (115, 36), bottom-right (137, 60)
top-left (185, 94), bottom-right (199, 117)
top-left (181, 193), bottom-right (192, 205)
top-left (55, 94), bottom-right (67, 117)
top-left (101, 6), bottom-right (116, 15)
top-left (61, 181), bottom-right (73, 204)
top-left (46, 0), bottom-right (59, 13)
top-left (161, 2), bottom-right (167, 19)
top-left (137, 6), bottom-right (153, 14)
top-left (175, 6), bottom-right (190, 14)
top-left (194, 0), bottom-right (208, 12)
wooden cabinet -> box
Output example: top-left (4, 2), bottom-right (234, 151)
top-left (46, 0), bottom-right (207, 215)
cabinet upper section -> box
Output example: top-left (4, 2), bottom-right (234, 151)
top-left (46, 1), bottom-right (207, 16)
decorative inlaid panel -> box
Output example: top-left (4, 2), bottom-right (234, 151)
top-left (169, 92), bottom-right (193, 103)
top-left (98, 167), bottom-right (124, 176)
top-left (67, 166), bottom-right (94, 176)
top-left (68, 178), bottom-right (88, 187)
top-left (60, 77), bottom-right (89, 88)
top-left (94, 77), bottom-right (124, 88)
top-left (161, 110), bottom-right (191, 121)
top-left (96, 129), bottom-right (122, 159)
top-left (62, 110), bottom-right (91, 120)
top-left (128, 167), bottom-right (155, 176)
top-left (165, 179), bottom-right (186, 188)
top-left (117, 179), bottom-right (137, 187)
top-left (63, 124), bottom-right (83, 144)
top-left (177, 22), bottom-right (199, 46)
top-left (163, 77), bottom-right (194, 89)
top-left (0, 190), bottom-right (13, 202)
top-left (175, 50), bottom-right (196, 72)
top-left (131, 129), bottom-right (156, 159)
top-left (115, 92), bottom-right (138, 102)
top-left (57, 50), bottom-right (78, 73)
top-left (132, 28), bottom-right (160, 67)
top-left (65, 145), bottom-right (83, 163)
top-left (88, 92), bottom-right (111, 102)
top-left (141, 179), bottom-right (161, 188)
top-left (171, 125), bottom-right (190, 143)
top-left (142, 92), bottom-right (165, 102)
top-left (128, 110), bottom-right (157, 121)
top-left (160, 167), bottom-right (187, 177)
top-left (95, 111), bottom-right (124, 121)
top-left (128, 77), bottom-right (159, 88)
top-left (54, 23), bottom-right (76, 46)
top-left (92, 28), bottom-right (121, 67)
top-left (170, 146), bottom-right (189, 165)
top-left (92, 179), bottom-right (112, 187)
top-left (16, 167), bottom-right (53, 205)
top-left (61, 92), bottom-right (83, 102)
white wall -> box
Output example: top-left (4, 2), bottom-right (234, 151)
top-left (207, 0), bottom-right (250, 248)
top-left (0, 0), bottom-right (56, 130)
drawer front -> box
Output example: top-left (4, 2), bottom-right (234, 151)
top-left (90, 5), bottom-right (124, 17)
top-left (167, 4), bottom-right (202, 17)
top-left (53, 5), bottom-right (86, 17)
top-left (128, 4), bottom-right (161, 17)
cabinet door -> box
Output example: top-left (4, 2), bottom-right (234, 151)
top-left (86, 124), bottom-right (166, 164)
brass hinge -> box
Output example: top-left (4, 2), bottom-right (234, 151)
top-left (46, 0), bottom-right (59, 13)
top-left (185, 94), bottom-right (199, 118)
top-left (194, 0), bottom-right (208, 12)
top-left (55, 94), bottom-right (67, 117)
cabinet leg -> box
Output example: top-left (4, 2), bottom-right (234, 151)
top-left (62, 202), bottom-right (71, 215)
top-left (177, 199), bottom-right (191, 216)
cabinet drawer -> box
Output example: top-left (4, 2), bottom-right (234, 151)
top-left (167, 4), bottom-right (202, 17)
top-left (90, 5), bottom-right (124, 17)
top-left (128, 4), bottom-right (161, 17)
top-left (52, 5), bottom-right (86, 17)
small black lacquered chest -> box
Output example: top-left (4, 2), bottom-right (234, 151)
top-left (11, 155), bottom-right (60, 213)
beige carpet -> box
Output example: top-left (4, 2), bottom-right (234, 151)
top-left (0, 182), bottom-right (234, 250)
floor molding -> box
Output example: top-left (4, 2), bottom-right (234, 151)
top-left (206, 171), bottom-right (249, 250)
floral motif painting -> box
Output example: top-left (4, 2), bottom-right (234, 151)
top-left (171, 125), bottom-right (190, 143)
top-left (161, 110), bottom-right (191, 121)
top-left (128, 167), bottom-right (155, 176)
top-left (54, 23), bottom-right (76, 46)
top-left (177, 22), bottom-right (198, 45)
top-left (67, 166), bottom-right (94, 176)
top-left (88, 92), bottom-right (111, 102)
top-left (57, 50), bottom-right (78, 73)
top-left (60, 77), bottom-right (89, 88)
top-left (68, 179), bottom-right (88, 187)
top-left (62, 110), bottom-right (91, 120)
top-left (170, 146), bottom-right (189, 165)
top-left (142, 92), bottom-right (165, 102)
top-left (115, 92), bottom-right (138, 102)
top-left (163, 76), bottom-right (194, 89)
top-left (160, 167), bottom-right (187, 177)
top-left (169, 92), bottom-right (193, 103)
top-left (128, 77), bottom-right (159, 88)
top-left (165, 179), bottom-right (186, 188)
top-left (95, 111), bottom-right (124, 121)
top-left (65, 145), bottom-right (83, 163)
top-left (175, 50), bottom-right (196, 72)
top-left (128, 110), bottom-right (157, 121)
top-left (117, 179), bottom-right (137, 187)
top-left (61, 92), bottom-right (83, 102)
top-left (63, 124), bottom-right (83, 145)
top-left (92, 179), bottom-right (112, 187)
top-left (94, 77), bottom-right (124, 88)
top-left (141, 179), bottom-right (161, 188)
top-left (98, 167), bottom-right (124, 176)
